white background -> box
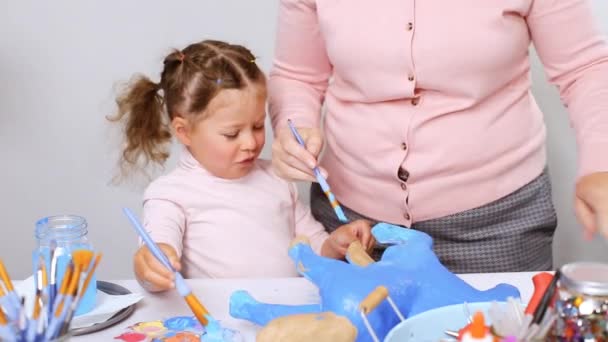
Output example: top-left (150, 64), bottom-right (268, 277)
top-left (0, 1), bottom-right (606, 279)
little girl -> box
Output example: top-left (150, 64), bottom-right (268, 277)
top-left (111, 40), bottom-right (374, 292)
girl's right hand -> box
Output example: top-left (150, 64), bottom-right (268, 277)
top-left (272, 125), bottom-right (326, 182)
top-left (133, 243), bottom-right (181, 292)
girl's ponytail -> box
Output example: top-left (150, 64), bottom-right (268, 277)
top-left (110, 75), bottom-right (171, 173)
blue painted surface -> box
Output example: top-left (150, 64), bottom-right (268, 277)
top-left (163, 316), bottom-right (197, 330)
top-left (230, 222), bottom-right (520, 342)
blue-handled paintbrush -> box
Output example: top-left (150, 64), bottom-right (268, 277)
top-left (122, 208), bottom-right (214, 327)
top-left (287, 119), bottom-right (349, 223)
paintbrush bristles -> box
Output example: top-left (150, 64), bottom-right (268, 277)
top-left (79, 254), bottom-right (101, 299)
top-left (69, 250), bottom-right (93, 297)
top-left (72, 250), bottom-right (94, 272)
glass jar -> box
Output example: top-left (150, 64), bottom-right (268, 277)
top-left (35, 215), bottom-right (97, 315)
top-left (553, 262), bottom-right (608, 341)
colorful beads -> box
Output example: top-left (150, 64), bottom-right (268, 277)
top-left (553, 295), bottom-right (608, 341)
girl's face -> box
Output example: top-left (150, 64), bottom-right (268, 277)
top-left (174, 85), bottom-right (267, 179)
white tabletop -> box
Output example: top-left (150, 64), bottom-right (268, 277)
top-left (69, 272), bottom-right (539, 341)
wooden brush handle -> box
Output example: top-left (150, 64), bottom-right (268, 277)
top-left (359, 286), bottom-right (389, 314)
top-left (347, 241), bottom-right (374, 267)
top-left (185, 293), bottom-right (210, 326)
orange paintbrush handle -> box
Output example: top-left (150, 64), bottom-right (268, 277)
top-left (525, 272), bottom-right (554, 315)
top-left (0, 259), bottom-right (15, 292)
top-left (0, 307), bottom-right (7, 325)
top-left (58, 265), bottom-right (73, 296)
top-left (185, 293), bottom-right (210, 326)
top-left (54, 265), bottom-right (74, 317)
top-left (32, 293), bottom-right (42, 319)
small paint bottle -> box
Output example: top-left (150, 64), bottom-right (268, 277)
top-left (35, 215), bottom-right (97, 315)
top-left (553, 262), bottom-right (608, 341)
top-left (460, 311), bottom-right (493, 342)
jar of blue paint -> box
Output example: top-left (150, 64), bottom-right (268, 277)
top-left (35, 215), bottom-right (97, 315)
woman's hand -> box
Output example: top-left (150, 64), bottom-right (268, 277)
top-left (321, 219), bottom-right (375, 259)
top-left (133, 243), bottom-right (181, 292)
top-left (272, 126), bottom-right (326, 182)
top-left (575, 171), bottom-right (608, 240)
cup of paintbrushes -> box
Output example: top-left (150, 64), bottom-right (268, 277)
top-left (0, 255), bottom-right (98, 342)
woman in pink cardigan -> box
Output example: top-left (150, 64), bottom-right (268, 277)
top-left (269, 0), bottom-right (608, 273)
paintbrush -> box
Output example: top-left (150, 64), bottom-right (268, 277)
top-left (27, 255), bottom-right (45, 342)
top-left (51, 262), bottom-right (73, 318)
top-left (48, 239), bottom-right (58, 318)
top-left (47, 263), bottom-right (81, 340)
top-left (531, 269), bottom-right (561, 325)
top-left (0, 281), bottom-right (17, 342)
top-left (17, 296), bottom-right (27, 341)
top-left (0, 307), bottom-right (7, 326)
top-left (122, 207), bottom-right (213, 327)
top-left (0, 259), bottom-right (21, 321)
top-left (0, 304), bottom-right (11, 338)
top-left (0, 251), bottom-right (98, 342)
top-left (59, 252), bottom-right (101, 336)
top-left (57, 250), bottom-right (92, 315)
top-left (287, 119), bottom-right (349, 223)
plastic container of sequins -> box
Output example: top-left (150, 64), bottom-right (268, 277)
top-left (552, 262), bottom-right (608, 341)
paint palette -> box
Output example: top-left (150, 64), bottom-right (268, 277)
top-left (114, 316), bottom-right (242, 342)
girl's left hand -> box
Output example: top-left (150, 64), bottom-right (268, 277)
top-left (575, 171), bottom-right (608, 240)
top-left (322, 219), bottom-right (375, 259)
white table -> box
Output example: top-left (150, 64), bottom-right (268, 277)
top-left (70, 272), bottom-right (539, 341)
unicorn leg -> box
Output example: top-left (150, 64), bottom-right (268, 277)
top-left (288, 240), bottom-right (348, 289)
top-left (229, 290), bottom-right (321, 326)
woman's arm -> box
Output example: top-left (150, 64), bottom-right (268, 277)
top-left (527, 0), bottom-right (608, 179)
top-left (268, 0), bottom-right (333, 131)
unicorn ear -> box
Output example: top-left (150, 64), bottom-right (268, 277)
top-left (371, 222), bottom-right (433, 248)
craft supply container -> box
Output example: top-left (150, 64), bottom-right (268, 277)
top-left (35, 215), bottom-right (97, 315)
top-left (552, 262), bottom-right (608, 341)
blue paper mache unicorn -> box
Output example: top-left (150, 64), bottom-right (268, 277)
top-left (230, 223), bottom-right (520, 342)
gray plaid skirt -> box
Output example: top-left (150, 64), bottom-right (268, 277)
top-left (310, 169), bottom-right (557, 273)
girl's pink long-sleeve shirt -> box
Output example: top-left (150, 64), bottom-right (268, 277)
top-left (142, 149), bottom-right (328, 278)
top-left (269, 0), bottom-right (608, 225)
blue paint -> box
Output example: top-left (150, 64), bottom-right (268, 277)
top-left (163, 316), bottom-right (197, 330)
top-left (229, 291), bottom-right (320, 326)
top-left (199, 316), bottom-right (242, 342)
top-left (230, 222), bottom-right (520, 342)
